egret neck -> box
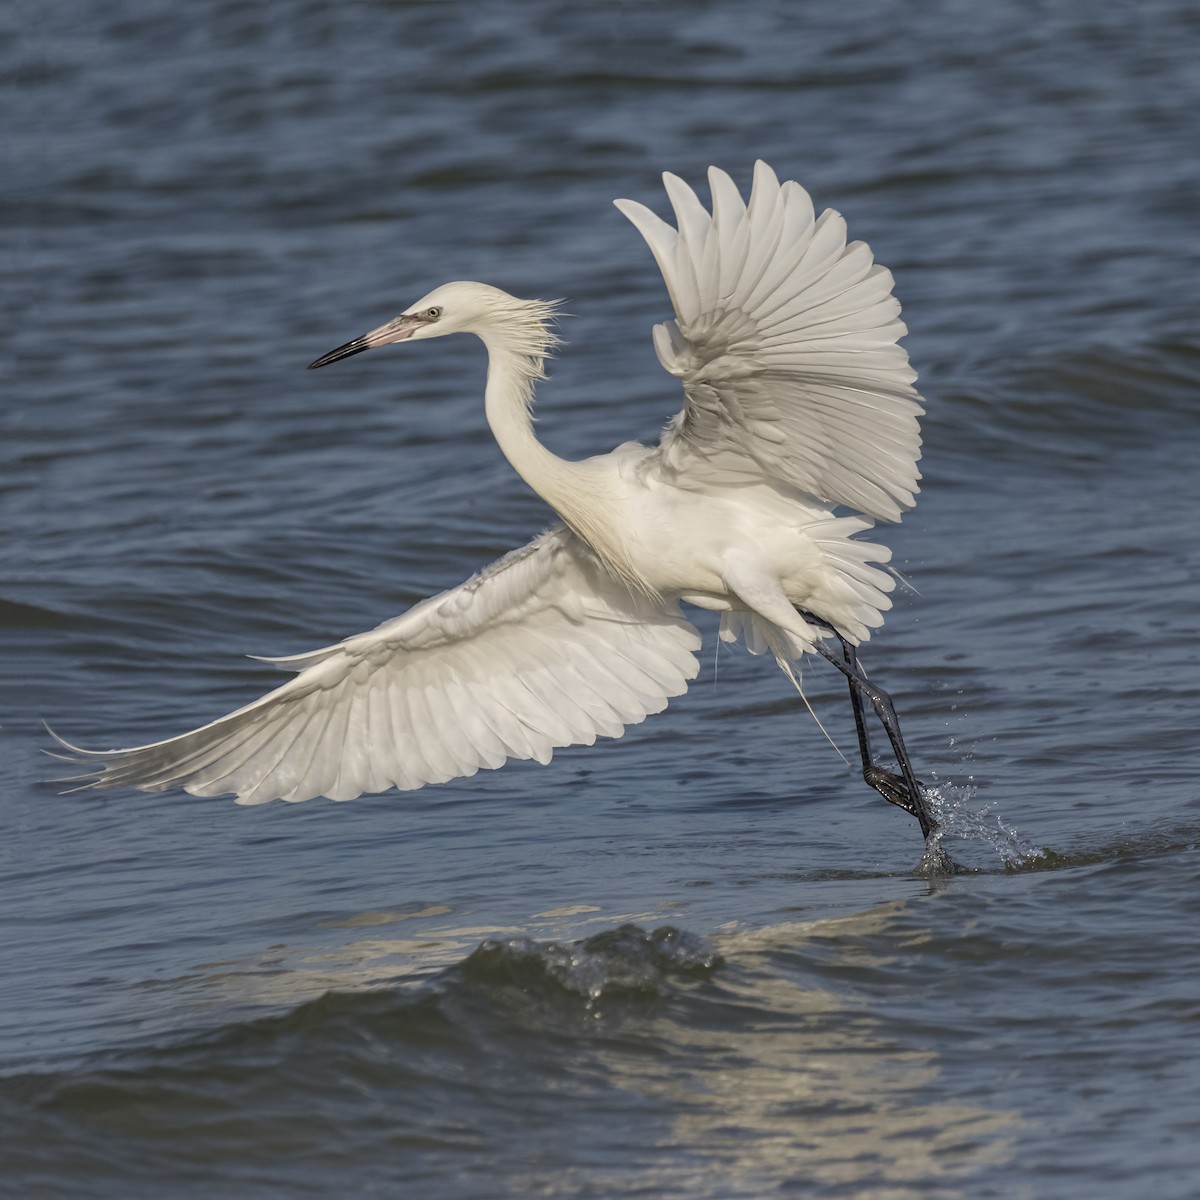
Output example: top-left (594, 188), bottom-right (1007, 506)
top-left (478, 323), bottom-right (644, 592)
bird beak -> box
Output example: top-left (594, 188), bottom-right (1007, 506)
top-left (307, 313), bottom-right (425, 369)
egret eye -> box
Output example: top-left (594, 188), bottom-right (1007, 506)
top-left (426, 306), bottom-right (442, 319)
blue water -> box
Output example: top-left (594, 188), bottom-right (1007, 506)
top-left (4, 1), bottom-right (1200, 1195)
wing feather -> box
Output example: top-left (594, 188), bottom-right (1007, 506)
top-left (361, 677), bottom-right (396, 795)
top-left (444, 674), bottom-right (507, 770)
top-left (52, 527), bottom-right (701, 804)
top-left (383, 683), bottom-right (424, 792)
top-left (615, 162), bottom-right (924, 521)
top-left (408, 671), bottom-right (463, 783)
top-left (397, 671), bottom-right (441, 784)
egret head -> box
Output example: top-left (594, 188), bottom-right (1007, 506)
top-left (308, 281), bottom-right (560, 369)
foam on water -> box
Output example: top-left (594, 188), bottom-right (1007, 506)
top-left (461, 924), bottom-right (723, 1009)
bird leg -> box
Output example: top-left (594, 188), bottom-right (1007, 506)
top-left (836, 637), bottom-right (928, 817)
top-left (796, 611), bottom-right (940, 842)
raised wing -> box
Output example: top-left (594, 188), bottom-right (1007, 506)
top-left (52, 527), bottom-right (701, 804)
top-left (614, 161), bottom-right (923, 521)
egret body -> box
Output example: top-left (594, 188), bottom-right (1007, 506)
top-left (55, 163), bottom-right (942, 852)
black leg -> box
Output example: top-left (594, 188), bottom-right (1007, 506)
top-left (797, 610), bottom-right (940, 843)
top-left (838, 637), bottom-right (930, 821)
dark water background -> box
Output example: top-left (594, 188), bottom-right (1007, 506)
top-left (4, 1), bottom-right (1200, 1195)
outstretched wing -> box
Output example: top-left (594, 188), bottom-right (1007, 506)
top-left (614, 161), bottom-right (923, 521)
top-left (52, 527), bottom-right (701, 805)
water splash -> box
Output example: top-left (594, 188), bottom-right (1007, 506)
top-left (923, 782), bottom-right (1054, 872)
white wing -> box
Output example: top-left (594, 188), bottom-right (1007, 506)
top-left (614, 161), bottom-right (924, 521)
top-left (53, 527), bottom-right (701, 805)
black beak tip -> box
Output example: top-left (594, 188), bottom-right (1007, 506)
top-left (307, 339), bottom-right (371, 370)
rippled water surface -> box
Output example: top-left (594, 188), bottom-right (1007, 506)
top-left (5, 1), bottom-right (1200, 1196)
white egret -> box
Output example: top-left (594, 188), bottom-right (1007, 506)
top-left (53, 162), bottom-right (943, 851)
